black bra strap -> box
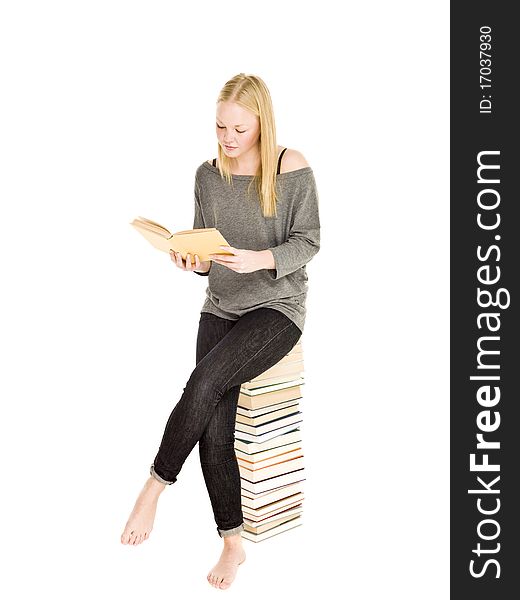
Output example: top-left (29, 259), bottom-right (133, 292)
top-left (212, 158), bottom-right (216, 167)
top-left (277, 147), bottom-right (288, 175)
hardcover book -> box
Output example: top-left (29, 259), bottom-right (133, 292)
top-left (130, 216), bottom-right (233, 263)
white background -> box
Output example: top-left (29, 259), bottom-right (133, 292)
top-left (0, 1), bottom-right (449, 598)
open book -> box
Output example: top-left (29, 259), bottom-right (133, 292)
top-left (130, 216), bottom-right (234, 263)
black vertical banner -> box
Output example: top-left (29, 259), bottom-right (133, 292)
top-left (451, 2), bottom-right (519, 597)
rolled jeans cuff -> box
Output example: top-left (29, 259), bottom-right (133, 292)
top-left (217, 523), bottom-right (245, 538)
top-left (150, 463), bottom-right (175, 485)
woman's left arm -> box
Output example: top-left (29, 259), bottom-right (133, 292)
top-left (266, 171), bottom-right (321, 280)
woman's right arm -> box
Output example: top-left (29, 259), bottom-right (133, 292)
top-left (169, 171), bottom-right (211, 274)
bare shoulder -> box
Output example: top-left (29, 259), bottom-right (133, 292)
top-left (280, 148), bottom-right (310, 173)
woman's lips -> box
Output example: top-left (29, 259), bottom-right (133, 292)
top-left (224, 145), bottom-right (237, 150)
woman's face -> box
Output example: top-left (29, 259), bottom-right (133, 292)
top-left (216, 101), bottom-right (260, 158)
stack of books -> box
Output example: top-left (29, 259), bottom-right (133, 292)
top-left (235, 339), bottom-right (306, 542)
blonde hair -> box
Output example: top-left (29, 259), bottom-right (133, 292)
top-left (215, 73), bottom-right (280, 218)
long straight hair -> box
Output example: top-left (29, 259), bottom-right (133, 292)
top-left (215, 73), bottom-right (280, 218)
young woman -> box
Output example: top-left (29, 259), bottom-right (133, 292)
top-left (120, 73), bottom-right (321, 590)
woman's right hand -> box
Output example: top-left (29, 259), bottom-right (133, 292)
top-left (170, 250), bottom-right (211, 274)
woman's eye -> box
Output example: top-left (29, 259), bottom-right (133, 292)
top-left (216, 124), bottom-right (246, 133)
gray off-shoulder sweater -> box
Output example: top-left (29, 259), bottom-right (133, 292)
top-left (192, 160), bottom-right (321, 333)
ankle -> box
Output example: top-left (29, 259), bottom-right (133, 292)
top-left (146, 476), bottom-right (166, 494)
top-left (223, 534), bottom-right (243, 547)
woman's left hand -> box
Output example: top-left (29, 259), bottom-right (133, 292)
top-left (209, 245), bottom-right (269, 274)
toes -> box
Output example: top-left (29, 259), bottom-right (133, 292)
top-left (122, 526), bottom-right (151, 546)
top-left (121, 530), bottom-right (131, 544)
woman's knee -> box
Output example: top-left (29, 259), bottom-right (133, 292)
top-left (185, 364), bottom-right (223, 406)
top-left (199, 436), bottom-right (236, 465)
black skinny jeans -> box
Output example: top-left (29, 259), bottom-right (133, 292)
top-left (149, 307), bottom-right (302, 538)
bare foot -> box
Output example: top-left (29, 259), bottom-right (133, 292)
top-left (207, 536), bottom-right (247, 589)
top-left (120, 476), bottom-right (166, 545)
